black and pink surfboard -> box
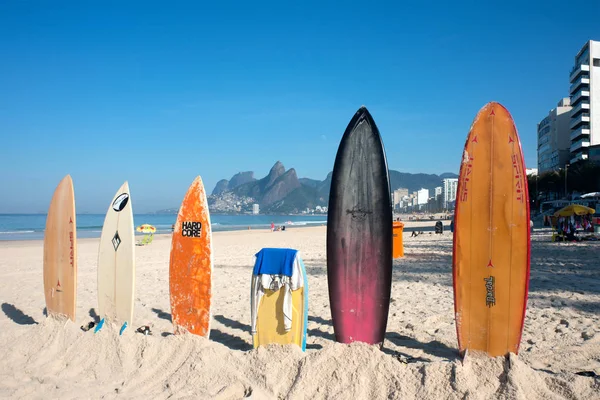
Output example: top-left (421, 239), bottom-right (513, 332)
top-left (327, 106), bottom-right (393, 346)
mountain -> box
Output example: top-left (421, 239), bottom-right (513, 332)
top-left (212, 179), bottom-right (229, 195)
top-left (298, 178), bottom-right (320, 188)
top-left (439, 172), bottom-right (459, 179)
top-left (211, 171), bottom-right (256, 195)
top-left (207, 162), bottom-right (457, 214)
top-left (229, 171), bottom-right (256, 189)
top-left (227, 162), bottom-right (305, 212)
top-left (154, 208), bottom-right (179, 214)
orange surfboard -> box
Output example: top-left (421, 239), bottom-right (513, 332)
top-left (43, 175), bottom-right (77, 321)
top-left (452, 102), bottom-right (531, 357)
top-left (169, 176), bottom-right (213, 336)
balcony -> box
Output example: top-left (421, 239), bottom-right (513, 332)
top-left (570, 113), bottom-right (590, 129)
top-left (570, 75), bottom-right (590, 94)
top-left (571, 102), bottom-right (590, 117)
top-left (570, 152), bottom-right (588, 164)
top-left (571, 89), bottom-right (590, 106)
top-left (570, 139), bottom-right (590, 153)
top-left (570, 126), bottom-right (591, 141)
top-left (570, 64), bottom-right (590, 83)
top-left (538, 143), bottom-right (551, 153)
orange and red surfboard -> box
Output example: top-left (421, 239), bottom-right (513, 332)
top-left (169, 176), bottom-right (213, 337)
top-left (43, 175), bottom-right (77, 321)
top-left (452, 102), bottom-right (531, 357)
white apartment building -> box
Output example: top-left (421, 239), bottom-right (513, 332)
top-left (537, 98), bottom-right (572, 173)
top-left (252, 204), bottom-right (260, 215)
top-left (435, 186), bottom-right (442, 198)
top-left (569, 40), bottom-right (600, 164)
top-left (416, 188), bottom-right (429, 206)
top-left (443, 178), bottom-right (458, 210)
top-left (526, 168), bottom-right (538, 176)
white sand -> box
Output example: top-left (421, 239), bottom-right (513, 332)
top-left (0, 226), bottom-right (599, 399)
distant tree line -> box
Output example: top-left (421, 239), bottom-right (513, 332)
top-left (528, 160), bottom-right (600, 212)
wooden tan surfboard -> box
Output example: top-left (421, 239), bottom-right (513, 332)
top-left (453, 102), bottom-right (531, 357)
top-left (169, 176), bottom-right (213, 337)
top-left (97, 182), bottom-right (135, 330)
top-left (43, 175), bottom-right (77, 321)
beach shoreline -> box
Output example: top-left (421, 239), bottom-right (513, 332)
top-left (0, 217), bottom-right (452, 242)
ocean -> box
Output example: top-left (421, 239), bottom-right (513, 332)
top-left (0, 214), bottom-right (328, 241)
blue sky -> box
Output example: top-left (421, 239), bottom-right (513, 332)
top-left (1, 1), bottom-right (599, 213)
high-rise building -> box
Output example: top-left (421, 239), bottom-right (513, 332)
top-left (416, 188), bottom-right (429, 205)
top-left (443, 178), bottom-right (458, 210)
top-left (537, 98), bottom-right (572, 173)
top-left (435, 186), bottom-right (442, 197)
top-left (252, 204), bottom-right (260, 215)
top-left (569, 40), bottom-right (600, 164)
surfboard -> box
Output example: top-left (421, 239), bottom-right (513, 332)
top-left (251, 250), bottom-right (309, 351)
top-left (327, 106), bottom-right (393, 346)
top-left (169, 176), bottom-right (213, 337)
top-left (452, 102), bottom-right (531, 357)
top-left (97, 182), bottom-right (135, 330)
top-left (43, 175), bottom-right (77, 321)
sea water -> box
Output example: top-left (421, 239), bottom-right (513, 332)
top-left (0, 214), bottom-right (328, 241)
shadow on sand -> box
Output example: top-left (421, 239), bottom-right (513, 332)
top-left (89, 308), bottom-right (101, 323)
top-left (384, 332), bottom-right (459, 362)
top-left (151, 308), bottom-right (172, 322)
top-left (205, 315), bottom-right (253, 351)
top-left (214, 314), bottom-right (251, 332)
top-left (210, 329), bottom-right (252, 351)
top-left (1, 303), bottom-right (38, 325)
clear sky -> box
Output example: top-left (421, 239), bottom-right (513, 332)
top-left (1, 1), bottom-right (599, 213)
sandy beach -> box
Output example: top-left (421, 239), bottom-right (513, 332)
top-left (0, 225), bottom-right (598, 399)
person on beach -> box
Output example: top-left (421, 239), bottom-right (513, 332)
top-left (271, 222), bottom-right (275, 231)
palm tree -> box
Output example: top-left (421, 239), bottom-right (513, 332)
top-left (537, 170), bottom-right (562, 201)
top-left (567, 161), bottom-right (600, 195)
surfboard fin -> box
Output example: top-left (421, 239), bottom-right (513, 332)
top-left (460, 349), bottom-right (469, 365)
top-left (119, 322), bottom-right (128, 335)
top-left (94, 318), bottom-right (105, 333)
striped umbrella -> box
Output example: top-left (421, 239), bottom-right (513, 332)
top-left (136, 224), bottom-right (156, 233)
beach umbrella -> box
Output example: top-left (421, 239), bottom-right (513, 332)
top-left (553, 204), bottom-right (595, 217)
top-left (136, 224), bottom-right (156, 233)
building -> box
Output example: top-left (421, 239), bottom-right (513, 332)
top-left (569, 40), bottom-right (600, 164)
top-left (416, 188), bottom-right (429, 206)
top-left (443, 178), bottom-right (458, 210)
top-left (435, 186), bottom-right (442, 197)
top-left (252, 204), bottom-right (259, 215)
top-left (526, 168), bottom-right (538, 176)
top-left (392, 188), bottom-right (409, 209)
top-left (537, 98), bottom-right (572, 173)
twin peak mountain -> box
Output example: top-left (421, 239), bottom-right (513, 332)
top-left (208, 161), bottom-right (457, 214)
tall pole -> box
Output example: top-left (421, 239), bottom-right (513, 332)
top-left (535, 174), bottom-right (538, 213)
top-left (565, 164), bottom-right (569, 200)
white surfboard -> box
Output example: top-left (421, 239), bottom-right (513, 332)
top-left (97, 181), bottom-right (135, 331)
